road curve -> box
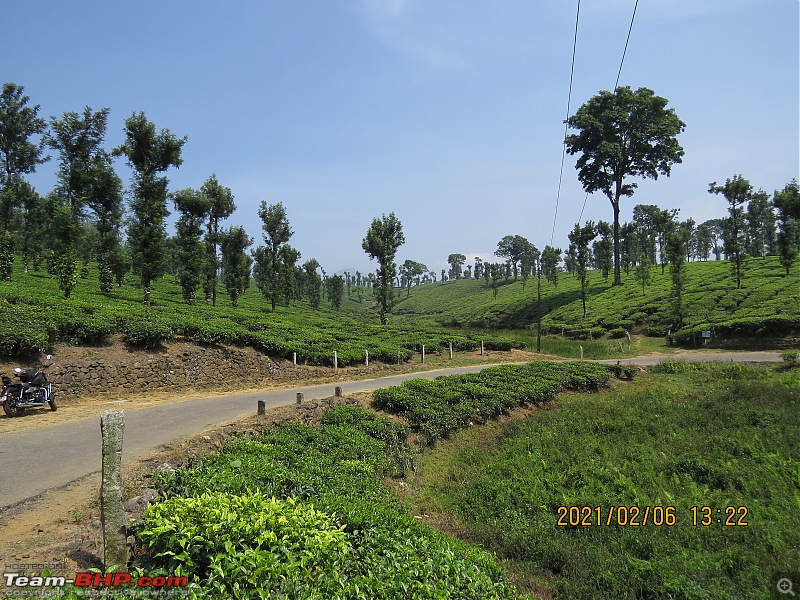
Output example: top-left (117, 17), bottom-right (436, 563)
top-left (0, 352), bottom-right (785, 509)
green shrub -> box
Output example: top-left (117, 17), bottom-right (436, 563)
top-left (122, 314), bottom-right (175, 348)
top-left (137, 492), bottom-right (350, 598)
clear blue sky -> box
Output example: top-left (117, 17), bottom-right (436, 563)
top-left (5, 0), bottom-right (798, 275)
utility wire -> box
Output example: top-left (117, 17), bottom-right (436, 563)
top-left (615, 0), bottom-right (640, 91)
top-left (577, 0), bottom-right (640, 224)
top-left (550, 0), bottom-right (581, 247)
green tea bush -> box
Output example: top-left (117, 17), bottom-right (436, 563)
top-left (137, 492), bottom-right (351, 599)
top-left (418, 363), bottom-right (800, 599)
top-left (373, 361), bottom-right (619, 442)
top-left (144, 413), bottom-right (525, 599)
top-left (122, 313), bottom-right (175, 348)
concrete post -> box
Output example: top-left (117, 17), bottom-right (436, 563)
top-left (580, 346), bottom-right (584, 360)
top-left (365, 349), bottom-right (369, 367)
top-left (100, 409), bottom-right (128, 570)
top-left (257, 400), bottom-right (265, 415)
top-left (422, 345), bottom-right (425, 364)
top-left (296, 392), bottom-right (304, 404)
top-left (481, 340), bottom-right (484, 356)
top-left (293, 352), bottom-right (297, 366)
top-left (449, 342), bottom-right (453, 360)
top-left (333, 351), bottom-right (338, 374)
top-left (335, 386), bottom-right (342, 397)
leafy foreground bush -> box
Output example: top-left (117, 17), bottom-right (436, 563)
top-left (417, 362), bottom-right (800, 599)
top-left (135, 406), bottom-right (526, 599)
top-left (373, 361), bottom-right (628, 442)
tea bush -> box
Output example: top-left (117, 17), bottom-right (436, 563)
top-left (373, 361), bottom-right (620, 442)
top-left (142, 409), bottom-right (526, 599)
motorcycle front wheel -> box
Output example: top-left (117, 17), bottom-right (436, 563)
top-left (3, 397), bottom-right (25, 417)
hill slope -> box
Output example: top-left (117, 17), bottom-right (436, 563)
top-left (393, 257), bottom-right (800, 345)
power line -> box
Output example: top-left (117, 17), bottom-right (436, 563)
top-left (550, 0), bottom-right (582, 247)
top-left (577, 0), bottom-right (640, 225)
top-left (615, 0), bottom-right (640, 91)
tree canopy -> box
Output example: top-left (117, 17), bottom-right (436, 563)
top-left (566, 86), bottom-right (685, 285)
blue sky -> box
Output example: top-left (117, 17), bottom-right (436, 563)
top-left (5, 0), bottom-right (798, 275)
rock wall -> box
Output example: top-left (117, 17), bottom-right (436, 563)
top-left (45, 346), bottom-right (331, 399)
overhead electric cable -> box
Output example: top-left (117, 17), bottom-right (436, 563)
top-left (550, 0), bottom-right (582, 246)
top-left (577, 0), bottom-right (640, 224)
top-left (615, 0), bottom-right (640, 91)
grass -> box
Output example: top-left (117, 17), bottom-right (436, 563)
top-left (403, 361), bottom-right (800, 599)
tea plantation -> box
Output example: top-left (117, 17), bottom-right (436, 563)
top-left (407, 361), bottom-right (800, 599)
top-left (0, 262), bottom-right (521, 363)
top-left (393, 256), bottom-right (800, 344)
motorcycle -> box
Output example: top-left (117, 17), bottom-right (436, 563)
top-left (1, 356), bottom-right (57, 417)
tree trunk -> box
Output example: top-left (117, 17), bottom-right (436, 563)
top-left (613, 197), bottom-right (622, 285)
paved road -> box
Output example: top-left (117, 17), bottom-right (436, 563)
top-left (0, 352), bottom-right (786, 510)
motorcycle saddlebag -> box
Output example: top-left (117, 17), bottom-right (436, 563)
top-left (18, 369), bottom-right (35, 383)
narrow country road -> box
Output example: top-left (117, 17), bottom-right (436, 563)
top-left (0, 352), bottom-right (785, 510)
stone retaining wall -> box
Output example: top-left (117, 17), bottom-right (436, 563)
top-left (45, 346), bottom-right (330, 399)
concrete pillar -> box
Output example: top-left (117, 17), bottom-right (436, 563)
top-left (100, 409), bottom-right (128, 570)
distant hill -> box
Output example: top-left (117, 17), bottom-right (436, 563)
top-left (392, 257), bottom-right (800, 346)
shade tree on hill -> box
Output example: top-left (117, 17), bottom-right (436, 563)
top-left (172, 187), bottom-right (211, 303)
top-left (774, 179), bottom-right (800, 275)
top-left (252, 201), bottom-right (295, 312)
top-left (201, 174), bottom-right (236, 306)
top-left (709, 175), bottom-right (752, 289)
top-left (362, 212), bottom-right (405, 325)
top-left (566, 86), bottom-right (685, 285)
top-left (219, 225), bottom-right (252, 307)
top-left (447, 253), bottom-right (466, 280)
top-left (114, 112), bottom-right (187, 306)
top-left (0, 83), bottom-right (48, 280)
top-left (568, 221), bottom-right (597, 318)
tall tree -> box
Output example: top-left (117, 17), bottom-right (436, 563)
top-left (201, 174), bottom-right (235, 306)
top-left (745, 189), bottom-right (776, 258)
top-left (709, 175), bottom-right (751, 289)
top-left (85, 160), bottom-right (124, 292)
top-left (399, 259), bottom-right (427, 297)
top-left (447, 253), bottom-right (466, 280)
top-left (665, 231), bottom-right (688, 329)
top-left (774, 179), bottom-right (800, 275)
top-left (362, 212), bottom-right (404, 325)
top-left (653, 208), bottom-right (679, 274)
top-left (114, 112), bottom-right (186, 305)
top-left (495, 235), bottom-right (536, 281)
top-left (678, 218), bottom-right (695, 263)
top-left (568, 221), bottom-right (597, 318)
top-left (302, 258), bottom-right (323, 310)
top-left (0, 82), bottom-right (49, 233)
top-left (219, 225), bottom-right (252, 307)
top-left (593, 221), bottom-right (613, 282)
top-left (695, 222), bottom-right (713, 261)
top-left (325, 274), bottom-right (345, 310)
top-left (172, 187), bottom-right (211, 303)
top-left (566, 86), bottom-right (685, 285)
top-left (253, 201), bottom-right (294, 312)
top-left (541, 245), bottom-right (561, 287)
top-left (15, 181), bottom-right (45, 273)
top-left (48, 107), bottom-right (113, 298)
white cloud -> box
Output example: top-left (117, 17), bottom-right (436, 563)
top-left (358, 0), bottom-right (469, 71)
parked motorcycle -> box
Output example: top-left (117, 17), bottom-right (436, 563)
top-left (1, 356), bottom-right (56, 417)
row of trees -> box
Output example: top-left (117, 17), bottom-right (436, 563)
top-left (0, 82), bottom-right (355, 312)
top-left (437, 176), bottom-right (798, 295)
